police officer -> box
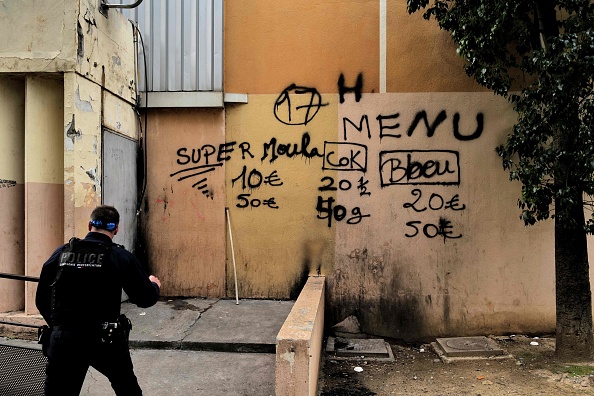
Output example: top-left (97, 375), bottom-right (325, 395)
top-left (36, 205), bottom-right (161, 396)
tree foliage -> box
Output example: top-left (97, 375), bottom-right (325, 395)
top-left (407, 0), bottom-right (594, 231)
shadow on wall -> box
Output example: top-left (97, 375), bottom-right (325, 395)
top-left (290, 259), bottom-right (316, 300)
top-left (326, 274), bottom-right (429, 342)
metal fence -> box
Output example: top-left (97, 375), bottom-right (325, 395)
top-left (0, 272), bottom-right (45, 396)
top-left (0, 343), bottom-right (46, 396)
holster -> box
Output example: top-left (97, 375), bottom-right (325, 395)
top-left (38, 325), bottom-right (52, 357)
top-left (101, 314), bottom-right (132, 344)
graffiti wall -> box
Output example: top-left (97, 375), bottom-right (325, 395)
top-left (138, 0), bottom-right (580, 339)
top-left (332, 91), bottom-right (555, 339)
top-left (221, 81), bottom-right (557, 338)
top-left (225, 91), bottom-right (336, 298)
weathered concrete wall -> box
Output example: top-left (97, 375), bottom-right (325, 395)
top-left (0, 0), bottom-right (137, 313)
top-left (331, 92), bottom-right (555, 339)
top-left (75, 0), bottom-right (137, 104)
top-left (63, 72), bottom-right (102, 238)
top-left (0, 0), bottom-right (77, 72)
top-left (0, 0), bottom-right (136, 104)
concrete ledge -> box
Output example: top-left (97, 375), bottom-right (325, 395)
top-left (275, 276), bottom-right (325, 396)
top-left (0, 312), bottom-right (44, 341)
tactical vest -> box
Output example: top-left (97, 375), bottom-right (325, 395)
top-left (50, 238), bottom-right (123, 328)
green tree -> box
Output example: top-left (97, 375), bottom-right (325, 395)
top-left (407, 0), bottom-right (594, 360)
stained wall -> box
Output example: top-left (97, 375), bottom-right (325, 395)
top-left (143, 109), bottom-right (226, 297)
top-left (221, 0), bottom-right (557, 338)
top-left (139, 1), bottom-right (578, 339)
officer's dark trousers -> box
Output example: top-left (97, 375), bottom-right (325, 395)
top-left (44, 329), bottom-right (142, 396)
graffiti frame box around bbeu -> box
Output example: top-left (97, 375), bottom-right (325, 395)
top-left (379, 150), bottom-right (460, 186)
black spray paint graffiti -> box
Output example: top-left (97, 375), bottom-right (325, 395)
top-left (316, 141), bottom-right (372, 226)
top-left (316, 195), bottom-right (371, 228)
top-left (170, 75), bottom-right (481, 241)
top-left (231, 166), bottom-right (283, 209)
top-left (171, 142), bottom-right (239, 199)
top-left (316, 174), bottom-right (371, 228)
top-left (405, 217), bottom-right (463, 243)
top-left (322, 142), bottom-right (368, 172)
top-left (0, 179), bottom-right (17, 188)
top-left (343, 111), bottom-right (484, 142)
top-left (274, 84), bottom-right (329, 126)
top-left (332, 75), bottom-right (480, 237)
top-left (403, 189), bottom-right (465, 242)
top-left (318, 66), bottom-right (372, 225)
top-left (261, 132), bottom-right (324, 163)
top-left (379, 150), bottom-right (460, 186)
top-left (338, 73), bottom-right (363, 104)
top-left (403, 188), bottom-right (466, 212)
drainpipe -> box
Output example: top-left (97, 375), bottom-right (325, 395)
top-left (99, 0), bottom-right (144, 17)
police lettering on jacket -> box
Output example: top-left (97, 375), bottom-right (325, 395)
top-left (60, 252), bottom-right (104, 268)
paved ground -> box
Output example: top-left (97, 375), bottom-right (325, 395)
top-left (0, 298), bottom-right (294, 396)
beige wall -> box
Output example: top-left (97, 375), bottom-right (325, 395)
top-left (225, 96), bottom-right (335, 298)
top-left (0, 0), bottom-right (136, 104)
top-left (144, 109), bottom-right (226, 297)
top-left (332, 92), bottom-right (555, 339)
top-left (386, 4), bottom-right (485, 92)
top-left (24, 76), bottom-right (65, 314)
top-left (0, 0), bottom-right (77, 72)
top-left (0, 77), bottom-right (25, 312)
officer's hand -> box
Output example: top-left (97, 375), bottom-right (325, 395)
top-left (149, 275), bottom-right (161, 288)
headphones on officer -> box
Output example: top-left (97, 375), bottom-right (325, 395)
top-left (90, 219), bottom-right (117, 231)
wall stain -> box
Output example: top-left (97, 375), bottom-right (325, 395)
top-left (65, 114), bottom-right (82, 147)
top-left (328, 252), bottom-right (426, 341)
top-left (289, 259), bottom-right (311, 300)
top-left (77, 22), bottom-right (84, 64)
top-left (75, 86), bottom-right (93, 112)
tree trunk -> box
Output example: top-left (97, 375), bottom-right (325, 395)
top-left (555, 193), bottom-right (594, 360)
top-left (534, 0), bottom-right (593, 360)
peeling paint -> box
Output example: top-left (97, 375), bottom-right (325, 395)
top-left (81, 165), bottom-right (99, 185)
top-left (280, 350), bottom-right (296, 373)
top-left (75, 86), bottom-right (93, 112)
top-left (77, 22), bottom-right (84, 64)
top-left (65, 114), bottom-right (82, 150)
top-left (83, 8), bottom-right (96, 34)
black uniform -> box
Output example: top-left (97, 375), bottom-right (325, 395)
top-left (36, 232), bottom-right (160, 396)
